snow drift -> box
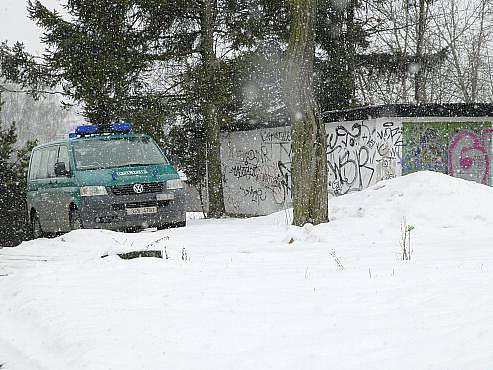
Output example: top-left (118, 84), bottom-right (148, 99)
top-left (1, 171), bottom-right (493, 370)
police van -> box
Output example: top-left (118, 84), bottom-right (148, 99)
top-left (26, 123), bottom-right (186, 237)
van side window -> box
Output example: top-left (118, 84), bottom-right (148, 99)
top-left (29, 150), bottom-right (42, 180)
top-left (36, 148), bottom-right (50, 179)
top-left (47, 146), bottom-right (59, 178)
top-left (58, 146), bottom-right (71, 173)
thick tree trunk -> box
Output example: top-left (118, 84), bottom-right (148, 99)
top-left (200, 0), bottom-right (225, 218)
top-left (285, 0), bottom-right (328, 226)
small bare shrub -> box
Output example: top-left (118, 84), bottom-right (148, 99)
top-left (400, 217), bottom-right (414, 261)
top-left (329, 249), bottom-right (344, 270)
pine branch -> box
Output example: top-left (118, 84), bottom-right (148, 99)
top-left (0, 84), bottom-right (67, 97)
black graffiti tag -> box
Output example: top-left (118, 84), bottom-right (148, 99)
top-left (239, 186), bottom-right (267, 204)
top-left (327, 121), bottom-right (400, 195)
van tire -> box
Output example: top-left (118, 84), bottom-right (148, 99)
top-left (157, 220), bottom-right (186, 230)
top-left (69, 209), bottom-right (82, 231)
top-left (31, 213), bottom-right (44, 239)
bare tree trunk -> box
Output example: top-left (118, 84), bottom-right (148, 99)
top-left (402, 2), bottom-right (411, 102)
top-left (345, 0), bottom-right (357, 105)
top-left (200, 0), bottom-right (225, 218)
top-left (470, 0), bottom-right (487, 103)
top-left (415, 0), bottom-right (427, 103)
top-left (284, 0), bottom-right (328, 226)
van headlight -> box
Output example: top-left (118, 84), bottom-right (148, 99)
top-left (80, 186), bottom-right (108, 196)
top-left (166, 179), bottom-right (184, 190)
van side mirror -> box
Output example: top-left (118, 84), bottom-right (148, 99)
top-left (54, 162), bottom-right (70, 177)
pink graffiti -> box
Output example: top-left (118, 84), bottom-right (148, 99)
top-left (448, 130), bottom-right (489, 185)
top-left (460, 157), bottom-right (473, 169)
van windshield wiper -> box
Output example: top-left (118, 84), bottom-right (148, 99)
top-left (77, 162), bottom-right (166, 170)
top-left (114, 163), bottom-right (151, 168)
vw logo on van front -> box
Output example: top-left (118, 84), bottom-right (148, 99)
top-left (133, 183), bottom-right (144, 194)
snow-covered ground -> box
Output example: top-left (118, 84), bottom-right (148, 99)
top-left (2, 171), bottom-right (493, 370)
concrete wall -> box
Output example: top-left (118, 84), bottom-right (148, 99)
top-left (220, 117), bottom-right (493, 216)
top-left (326, 118), bottom-right (403, 195)
top-left (221, 127), bottom-right (292, 215)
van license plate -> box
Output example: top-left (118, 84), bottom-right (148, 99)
top-left (126, 206), bottom-right (157, 215)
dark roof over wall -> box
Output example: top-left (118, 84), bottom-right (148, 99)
top-left (321, 103), bottom-right (493, 122)
top-left (226, 116), bottom-right (289, 132)
top-left (226, 103), bottom-right (493, 132)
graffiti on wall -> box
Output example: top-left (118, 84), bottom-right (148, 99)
top-left (402, 123), bottom-right (448, 174)
top-left (449, 128), bottom-right (493, 185)
top-left (326, 120), bottom-right (403, 195)
top-left (222, 127), bottom-right (292, 214)
top-left (402, 121), bottom-right (492, 185)
top-left (222, 120), bottom-right (404, 213)
top-left (221, 119), bottom-right (493, 215)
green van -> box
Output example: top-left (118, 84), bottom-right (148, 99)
top-left (27, 123), bottom-right (186, 237)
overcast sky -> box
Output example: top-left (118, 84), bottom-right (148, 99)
top-left (0, 0), bottom-right (63, 54)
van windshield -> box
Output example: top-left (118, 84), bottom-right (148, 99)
top-left (73, 136), bottom-right (168, 170)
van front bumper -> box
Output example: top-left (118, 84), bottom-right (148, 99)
top-left (79, 189), bottom-right (185, 230)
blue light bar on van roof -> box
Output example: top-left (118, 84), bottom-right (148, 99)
top-left (75, 124), bottom-right (98, 135)
top-left (69, 122), bottom-right (133, 138)
top-left (110, 122), bottom-right (132, 133)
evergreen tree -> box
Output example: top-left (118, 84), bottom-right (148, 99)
top-left (223, 0), bottom-right (377, 113)
top-left (315, 0), bottom-right (370, 110)
top-left (0, 0), bottom-right (233, 217)
top-left (0, 91), bottom-right (37, 244)
top-left (27, 0), bottom-right (169, 128)
top-left (0, 92), bottom-right (36, 191)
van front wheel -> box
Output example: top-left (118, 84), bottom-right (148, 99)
top-left (69, 209), bottom-right (82, 231)
top-left (157, 221), bottom-right (186, 230)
